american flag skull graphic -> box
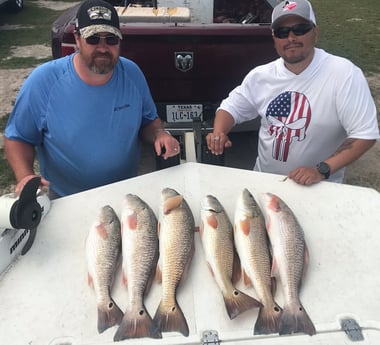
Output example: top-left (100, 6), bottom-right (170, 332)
top-left (266, 91), bottom-right (311, 161)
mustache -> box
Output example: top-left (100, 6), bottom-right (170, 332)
top-left (92, 52), bottom-right (113, 59)
top-left (284, 43), bottom-right (303, 49)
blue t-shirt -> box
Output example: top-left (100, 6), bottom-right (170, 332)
top-left (5, 54), bottom-right (158, 196)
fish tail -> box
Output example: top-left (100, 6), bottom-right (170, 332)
top-left (279, 303), bottom-right (316, 336)
top-left (254, 303), bottom-right (283, 335)
top-left (97, 299), bottom-right (124, 333)
top-left (224, 288), bottom-right (262, 320)
top-left (153, 300), bottom-right (189, 337)
top-left (113, 306), bottom-right (162, 341)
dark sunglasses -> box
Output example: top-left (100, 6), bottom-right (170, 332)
top-left (85, 35), bottom-right (120, 46)
top-left (273, 23), bottom-right (314, 39)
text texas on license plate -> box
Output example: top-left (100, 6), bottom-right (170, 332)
top-left (166, 104), bottom-right (203, 123)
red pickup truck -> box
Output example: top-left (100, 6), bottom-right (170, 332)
top-left (51, 0), bottom-right (279, 164)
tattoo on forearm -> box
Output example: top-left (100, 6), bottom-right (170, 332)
top-left (331, 138), bottom-right (357, 156)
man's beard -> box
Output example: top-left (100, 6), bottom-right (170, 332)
top-left (88, 52), bottom-right (117, 74)
top-left (282, 43), bottom-right (305, 65)
top-left (283, 54), bottom-right (306, 65)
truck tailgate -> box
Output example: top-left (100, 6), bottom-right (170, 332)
top-left (120, 24), bottom-right (277, 103)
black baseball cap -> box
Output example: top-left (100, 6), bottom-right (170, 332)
top-left (75, 0), bottom-right (122, 39)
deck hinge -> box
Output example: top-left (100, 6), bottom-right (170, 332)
top-left (202, 330), bottom-right (220, 345)
top-left (341, 318), bottom-right (364, 341)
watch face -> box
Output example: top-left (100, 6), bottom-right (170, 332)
top-left (318, 162), bottom-right (329, 174)
top-left (317, 162), bottom-right (330, 178)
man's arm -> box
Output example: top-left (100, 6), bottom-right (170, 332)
top-left (139, 118), bottom-right (166, 144)
top-left (4, 138), bottom-right (49, 194)
top-left (325, 138), bottom-right (376, 175)
top-left (140, 118), bottom-right (180, 160)
top-left (288, 138), bottom-right (377, 185)
top-left (5, 138), bottom-right (35, 182)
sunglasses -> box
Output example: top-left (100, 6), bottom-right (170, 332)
top-left (273, 23), bottom-right (314, 39)
top-left (85, 35), bottom-right (120, 46)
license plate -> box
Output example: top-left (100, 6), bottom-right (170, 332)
top-left (166, 104), bottom-right (203, 123)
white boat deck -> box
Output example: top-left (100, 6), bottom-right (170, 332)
top-left (1, 163), bottom-right (379, 345)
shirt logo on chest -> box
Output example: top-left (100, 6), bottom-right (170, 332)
top-left (114, 103), bottom-right (130, 112)
top-left (266, 91), bottom-right (311, 161)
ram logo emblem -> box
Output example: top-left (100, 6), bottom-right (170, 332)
top-left (175, 52), bottom-right (193, 72)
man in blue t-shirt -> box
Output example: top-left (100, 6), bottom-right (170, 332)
top-left (4, 0), bottom-right (180, 198)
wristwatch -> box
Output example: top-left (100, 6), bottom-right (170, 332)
top-left (316, 162), bottom-right (331, 179)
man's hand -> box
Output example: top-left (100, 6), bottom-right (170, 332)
top-left (154, 130), bottom-right (181, 160)
top-left (15, 174), bottom-right (50, 195)
top-left (206, 132), bottom-right (232, 155)
top-left (287, 167), bottom-right (324, 186)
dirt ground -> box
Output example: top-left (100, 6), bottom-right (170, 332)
top-left (0, 1), bottom-right (379, 191)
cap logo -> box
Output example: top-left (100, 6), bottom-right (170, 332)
top-left (283, 1), bottom-right (297, 11)
top-left (87, 6), bottom-right (112, 21)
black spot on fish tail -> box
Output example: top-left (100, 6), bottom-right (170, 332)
top-left (279, 303), bottom-right (316, 336)
top-left (153, 300), bottom-right (189, 337)
top-left (113, 306), bottom-right (162, 341)
top-left (97, 299), bottom-right (124, 333)
top-left (254, 303), bottom-right (283, 335)
top-left (224, 288), bottom-right (263, 320)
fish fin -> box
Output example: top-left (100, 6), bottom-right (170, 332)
top-left (122, 268), bottom-right (127, 287)
top-left (270, 276), bottom-right (277, 296)
top-left (231, 250), bottom-right (241, 285)
top-left (279, 303), bottom-right (316, 336)
top-left (268, 194), bottom-right (281, 212)
top-left (163, 195), bottom-right (183, 214)
top-left (97, 299), bottom-right (124, 333)
top-left (96, 223), bottom-right (108, 240)
top-left (242, 269), bottom-right (253, 287)
top-left (88, 273), bottom-right (93, 287)
top-left (206, 261), bottom-right (215, 278)
top-left (271, 257), bottom-right (279, 278)
top-left (153, 299), bottom-right (189, 336)
top-left (199, 221), bottom-right (204, 238)
top-left (206, 214), bottom-right (218, 229)
top-left (239, 218), bottom-right (251, 236)
top-left (264, 215), bottom-right (272, 234)
top-left (115, 251), bottom-right (123, 273)
top-left (126, 211), bottom-right (138, 230)
top-left (254, 302), bottom-right (282, 335)
top-left (223, 288), bottom-right (262, 320)
top-left (155, 264), bottom-right (162, 283)
top-left (113, 306), bottom-right (162, 341)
